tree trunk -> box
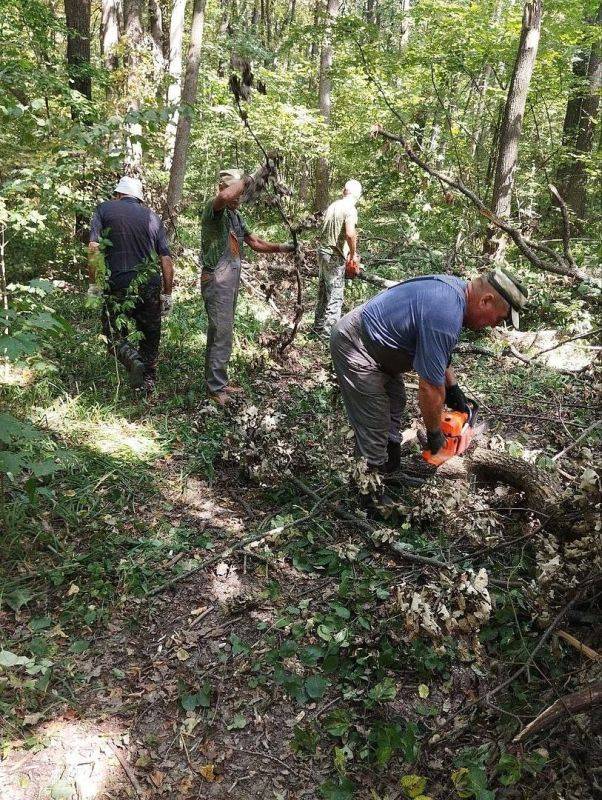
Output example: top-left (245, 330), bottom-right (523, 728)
top-left (64, 0), bottom-right (92, 106)
top-left (556, 5), bottom-right (602, 224)
top-left (124, 0), bottom-right (143, 39)
top-left (64, 0), bottom-right (91, 244)
top-left (314, 0), bottom-right (340, 212)
top-left (164, 0), bottom-right (188, 170)
top-left (164, 0), bottom-right (206, 231)
top-left (124, 0), bottom-right (144, 170)
top-left (101, 0), bottom-right (120, 70)
top-left (149, 0), bottom-right (164, 51)
top-left (484, 0), bottom-right (542, 262)
top-left (310, 0), bottom-right (320, 60)
top-left (399, 0), bottom-right (412, 47)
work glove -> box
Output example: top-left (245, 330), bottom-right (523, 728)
top-left (160, 293), bottom-right (173, 317)
top-left (345, 256), bottom-right (361, 279)
top-left (426, 428), bottom-right (446, 455)
top-left (445, 384), bottom-right (469, 414)
top-left (87, 284), bottom-right (103, 298)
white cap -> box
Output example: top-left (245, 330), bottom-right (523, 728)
top-left (219, 168), bottom-right (245, 187)
top-left (114, 176), bottom-right (144, 201)
top-left (344, 179), bottom-right (362, 201)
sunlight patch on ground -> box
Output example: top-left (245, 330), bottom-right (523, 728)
top-left (0, 718), bottom-right (125, 799)
top-left (0, 363), bottom-right (35, 387)
top-left (505, 328), bottom-right (597, 372)
top-left (38, 396), bottom-right (161, 460)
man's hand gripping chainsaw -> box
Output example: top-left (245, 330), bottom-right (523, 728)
top-left (422, 399), bottom-right (484, 467)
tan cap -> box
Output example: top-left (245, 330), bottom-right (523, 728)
top-left (219, 168), bottom-right (244, 187)
top-left (488, 267), bottom-right (529, 329)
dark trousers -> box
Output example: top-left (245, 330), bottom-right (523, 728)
top-left (101, 278), bottom-right (161, 377)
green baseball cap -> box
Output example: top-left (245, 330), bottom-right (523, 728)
top-left (488, 268), bottom-right (529, 329)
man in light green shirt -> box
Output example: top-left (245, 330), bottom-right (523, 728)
top-left (314, 179), bottom-right (362, 336)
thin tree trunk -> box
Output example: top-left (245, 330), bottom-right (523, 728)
top-left (149, 0), bottom-right (164, 51)
top-left (484, 0), bottom-right (542, 262)
top-left (399, 0), bottom-right (411, 47)
top-left (124, 0), bottom-right (144, 170)
top-left (101, 0), bottom-right (120, 70)
top-left (64, 0), bottom-right (92, 106)
top-left (314, 0), bottom-right (340, 211)
top-left (164, 0), bottom-right (206, 231)
top-left (310, 0), bottom-right (320, 59)
top-left (64, 0), bottom-right (91, 243)
top-left (164, 0), bottom-right (188, 170)
top-left (556, 5), bottom-right (601, 224)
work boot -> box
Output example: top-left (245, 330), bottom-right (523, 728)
top-left (352, 460), bottom-right (396, 520)
top-left (142, 374), bottom-right (156, 395)
top-left (116, 342), bottom-right (145, 389)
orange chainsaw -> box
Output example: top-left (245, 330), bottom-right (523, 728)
top-left (422, 399), bottom-right (483, 467)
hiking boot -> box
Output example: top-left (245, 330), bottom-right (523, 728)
top-left (116, 341), bottom-right (145, 389)
top-left (142, 374), bottom-right (156, 395)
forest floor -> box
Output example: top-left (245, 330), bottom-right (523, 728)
top-left (0, 257), bottom-right (600, 800)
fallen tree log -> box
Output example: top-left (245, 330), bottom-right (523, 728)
top-left (398, 445), bottom-right (562, 522)
top-left (513, 682), bottom-right (602, 742)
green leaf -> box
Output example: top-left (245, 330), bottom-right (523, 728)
top-left (325, 709), bottom-right (351, 738)
top-left (0, 650), bottom-right (30, 667)
top-left (400, 775), bottom-right (428, 798)
top-left (29, 616), bottom-right (52, 631)
top-left (0, 450), bottom-right (24, 474)
top-left (330, 602), bottom-right (351, 619)
top-left (30, 459), bottom-right (58, 477)
top-left (4, 587), bottom-right (34, 611)
top-left (181, 687), bottom-right (211, 711)
top-left (69, 639), bottom-right (90, 654)
top-left (226, 713), bottom-right (248, 730)
top-left (319, 777), bottom-right (356, 800)
top-left (305, 675), bottom-right (329, 699)
top-left (367, 677), bottom-right (397, 702)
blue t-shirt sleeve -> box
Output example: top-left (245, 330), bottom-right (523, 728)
top-left (155, 219), bottom-right (171, 257)
top-left (413, 314), bottom-right (460, 386)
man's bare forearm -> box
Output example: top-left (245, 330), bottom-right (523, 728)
top-left (418, 378), bottom-right (445, 431)
top-left (161, 256), bottom-right (174, 294)
top-left (88, 242), bottom-right (101, 282)
top-left (212, 178), bottom-right (247, 211)
top-left (245, 234), bottom-right (293, 254)
top-left (345, 229), bottom-right (358, 260)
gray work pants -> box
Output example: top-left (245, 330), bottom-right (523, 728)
top-left (314, 248), bottom-right (345, 335)
top-left (330, 306), bottom-right (406, 466)
top-left (200, 258), bottom-right (241, 393)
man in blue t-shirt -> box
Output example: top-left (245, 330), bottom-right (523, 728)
top-left (88, 176), bottom-right (174, 392)
top-left (330, 270), bottom-right (528, 496)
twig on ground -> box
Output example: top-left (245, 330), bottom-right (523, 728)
top-left (556, 629), bottom-right (601, 661)
top-left (107, 742), bottom-right (143, 797)
top-left (552, 420), bottom-right (601, 462)
top-left (533, 327), bottom-right (602, 358)
top-left (289, 476), bottom-right (522, 588)
top-left (230, 748), bottom-right (307, 779)
top-left (146, 509), bottom-right (322, 596)
top-left (514, 682), bottom-right (602, 743)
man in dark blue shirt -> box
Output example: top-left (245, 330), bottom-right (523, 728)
top-left (330, 270), bottom-right (528, 500)
top-left (88, 176), bottom-right (174, 392)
